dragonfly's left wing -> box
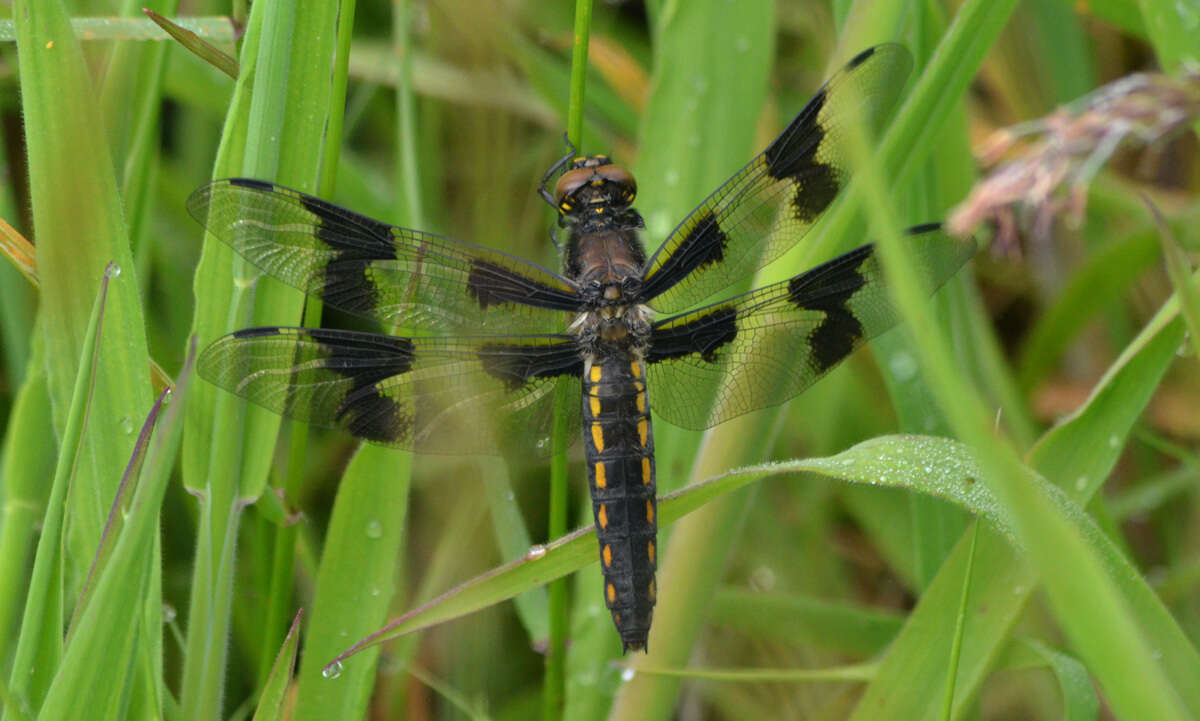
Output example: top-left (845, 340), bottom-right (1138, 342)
top-left (645, 226), bottom-right (975, 430)
top-left (191, 179), bottom-right (582, 335)
top-left (199, 326), bottom-right (584, 454)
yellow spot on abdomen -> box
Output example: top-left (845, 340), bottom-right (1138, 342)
top-left (648, 540), bottom-right (656, 565)
top-left (607, 583), bottom-right (616, 603)
top-left (589, 395), bottom-right (601, 417)
top-left (636, 392), bottom-right (645, 413)
top-left (590, 365), bottom-right (603, 383)
top-left (641, 457), bottom-right (651, 485)
top-left (598, 504), bottom-right (608, 529)
top-left (595, 463), bottom-right (607, 489)
top-left (631, 361), bottom-right (642, 379)
top-left (602, 544), bottom-right (613, 567)
top-left (645, 499), bottom-right (655, 524)
top-left (648, 580), bottom-right (656, 602)
top-left (638, 419), bottom-right (648, 447)
top-left (591, 423), bottom-right (605, 452)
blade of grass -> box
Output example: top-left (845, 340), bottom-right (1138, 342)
top-left (14, 0), bottom-right (154, 619)
top-left (291, 445), bottom-right (411, 721)
top-left (288, 2), bottom-right (417, 718)
top-left (180, 0), bottom-right (351, 715)
top-left (255, 0), bottom-right (356, 690)
top-left (143, 9), bottom-right (238, 79)
top-left (0, 352), bottom-right (53, 666)
top-left (251, 611), bottom-right (302, 721)
top-left (1144, 196), bottom-right (1200, 360)
top-left (545, 3), bottom-right (592, 716)
top-left (6, 267), bottom-right (114, 713)
top-left (178, 6), bottom-right (268, 716)
top-left (1024, 640), bottom-right (1101, 721)
top-left (939, 522), bottom-right (979, 721)
top-left (36, 347), bottom-right (193, 721)
top-left (1136, 0), bottom-right (1200, 69)
top-left (565, 0), bottom-right (593, 148)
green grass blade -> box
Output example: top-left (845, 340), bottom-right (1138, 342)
top-left (6, 267), bottom-right (115, 713)
top-left (37, 349), bottom-right (192, 721)
top-left (250, 611), bottom-right (302, 721)
top-left (565, 0), bottom-right (593, 147)
top-left (1136, 0), bottom-right (1200, 69)
top-left (1147, 199), bottom-right (1200, 360)
top-left (143, 9), bottom-right (238, 79)
top-left (179, 0), bottom-right (351, 715)
top-left (1023, 640), bottom-right (1101, 721)
top-left (292, 445), bottom-right (411, 721)
top-left (0, 351), bottom-right (54, 665)
top-left (13, 0), bottom-right (154, 615)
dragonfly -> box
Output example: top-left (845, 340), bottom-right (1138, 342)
top-left (192, 44), bottom-right (975, 653)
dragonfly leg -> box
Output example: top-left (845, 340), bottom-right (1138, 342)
top-left (537, 133), bottom-right (579, 209)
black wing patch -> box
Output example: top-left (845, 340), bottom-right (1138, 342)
top-left (199, 326), bottom-right (584, 454)
top-left (640, 44), bottom-right (914, 313)
top-left (190, 179), bottom-right (582, 334)
top-left (646, 227), bottom-right (975, 430)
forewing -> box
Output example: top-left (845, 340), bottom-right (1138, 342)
top-left (640, 44), bottom-right (914, 313)
top-left (199, 327), bottom-right (584, 454)
top-left (190, 179), bottom-right (581, 334)
top-left (646, 227), bottom-right (975, 430)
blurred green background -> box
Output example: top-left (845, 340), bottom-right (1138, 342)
top-left (0, 1), bottom-right (1198, 720)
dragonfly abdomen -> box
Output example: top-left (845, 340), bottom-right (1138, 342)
top-left (582, 355), bottom-right (657, 653)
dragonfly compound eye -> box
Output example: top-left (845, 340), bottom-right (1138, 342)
top-left (555, 168), bottom-right (593, 211)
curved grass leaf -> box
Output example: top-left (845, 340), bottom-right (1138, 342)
top-left (251, 610), bottom-right (302, 721)
top-left (35, 342), bottom-right (193, 721)
top-left (326, 435), bottom-right (1101, 667)
top-left (5, 267), bottom-right (113, 712)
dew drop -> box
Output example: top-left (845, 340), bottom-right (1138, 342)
top-left (749, 565), bottom-right (776, 591)
top-left (1075, 475), bottom-right (1088, 491)
top-left (887, 352), bottom-right (917, 381)
top-left (161, 604), bottom-right (177, 623)
top-left (106, 263), bottom-right (122, 278)
top-left (119, 416), bottom-right (135, 434)
top-left (369, 587), bottom-right (381, 597)
top-left (620, 667), bottom-right (636, 682)
top-left (526, 544), bottom-right (547, 560)
top-left (365, 519), bottom-right (383, 539)
top-left (1108, 434), bottom-right (1120, 448)
top-left (322, 660), bottom-right (343, 679)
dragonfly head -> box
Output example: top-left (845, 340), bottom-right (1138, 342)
top-left (553, 155), bottom-right (638, 221)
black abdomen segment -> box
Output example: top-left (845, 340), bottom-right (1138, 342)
top-left (582, 355), bottom-right (657, 653)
